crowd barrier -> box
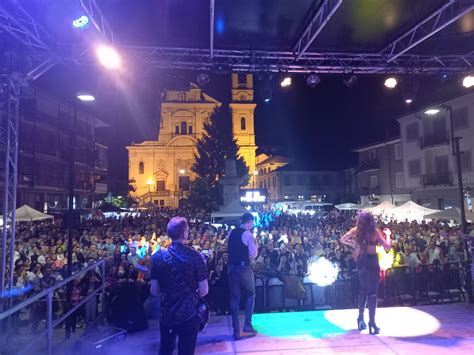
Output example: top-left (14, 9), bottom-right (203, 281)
top-left (248, 263), bottom-right (467, 313)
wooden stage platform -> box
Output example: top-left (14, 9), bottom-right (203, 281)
top-left (105, 303), bottom-right (474, 355)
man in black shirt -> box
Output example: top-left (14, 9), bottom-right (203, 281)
top-left (227, 213), bottom-right (258, 340)
top-left (150, 217), bottom-right (209, 355)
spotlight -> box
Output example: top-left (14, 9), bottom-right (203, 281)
top-left (261, 77), bottom-right (272, 102)
top-left (343, 75), bottom-right (358, 88)
top-left (96, 45), bottom-right (121, 69)
top-left (280, 77), bottom-right (292, 87)
top-left (384, 77), bottom-right (397, 89)
top-left (72, 15), bottom-right (89, 29)
top-left (308, 257), bottom-right (339, 287)
top-left (306, 73), bottom-right (320, 88)
top-left (405, 99), bottom-right (413, 104)
top-left (463, 74), bottom-right (474, 88)
top-left (197, 72), bottom-right (210, 86)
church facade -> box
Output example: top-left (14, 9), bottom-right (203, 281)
top-left (127, 74), bottom-right (257, 207)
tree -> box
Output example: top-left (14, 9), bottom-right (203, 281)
top-left (189, 107), bottom-right (249, 210)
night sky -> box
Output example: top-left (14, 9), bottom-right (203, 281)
top-left (35, 66), bottom-right (469, 192)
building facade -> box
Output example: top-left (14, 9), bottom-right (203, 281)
top-left (256, 161), bottom-right (345, 203)
top-left (397, 92), bottom-right (474, 210)
top-left (1, 88), bottom-right (109, 212)
top-left (354, 138), bottom-right (411, 206)
top-left (127, 74), bottom-right (258, 207)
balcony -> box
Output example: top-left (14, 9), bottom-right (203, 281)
top-left (421, 172), bottom-right (452, 187)
top-left (418, 132), bottom-right (449, 149)
top-left (356, 159), bottom-right (379, 174)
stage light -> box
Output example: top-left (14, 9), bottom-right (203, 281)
top-left (72, 15), bottom-right (89, 29)
top-left (96, 45), bottom-right (121, 69)
top-left (377, 246), bottom-right (394, 271)
top-left (424, 108), bottom-right (440, 115)
top-left (384, 77), bottom-right (397, 89)
top-left (197, 72), bottom-right (210, 86)
top-left (76, 92), bottom-right (95, 101)
top-left (308, 257), bottom-right (339, 287)
top-left (463, 74), bottom-right (474, 88)
top-left (262, 82), bottom-right (272, 102)
top-left (280, 77), bottom-right (292, 87)
top-left (405, 99), bottom-right (413, 104)
top-left (306, 73), bottom-right (320, 87)
top-left (343, 75), bottom-right (358, 88)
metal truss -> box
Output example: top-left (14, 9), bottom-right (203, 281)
top-left (210, 0), bottom-right (215, 59)
top-left (293, 0), bottom-right (343, 60)
top-left (380, 0), bottom-right (474, 63)
top-left (0, 0), bottom-right (56, 52)
top-left (0, 75), bottom-right (20, 296)
top-left (78, 0), bottom-right (116, 44)
top-left (124, 46), bottom-right (474, 74)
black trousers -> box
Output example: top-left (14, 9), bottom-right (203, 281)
top-left (357, 254), bottom-right (380, 323)
top-left (228, 264), bottom-right (255, 333)
top-left (159, 316), bottom-right (201, 355)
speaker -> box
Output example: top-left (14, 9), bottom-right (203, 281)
top-left (110, 284), bottom-right (149, 332)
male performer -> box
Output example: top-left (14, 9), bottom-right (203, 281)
top-left (150, 217), bottom-right (209, 355)
top-left (228, 212), bottom-right (258, 340)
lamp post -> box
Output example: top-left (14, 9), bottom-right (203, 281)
top-left (66, 92), bottom-right (95, 338)
top-left (146, 179), bottom-right (154, 203)
top-left (253, 170), bottom-right (258, 189)
top-left (179, 169), bottom-right (185, 207)
top-left (424, 105), bottom-right (472, 303)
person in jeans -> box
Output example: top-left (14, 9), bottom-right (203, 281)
top-left (227, 213), bottom-right (258, 340)
top-left (150, 217), bottom-right (209, 355)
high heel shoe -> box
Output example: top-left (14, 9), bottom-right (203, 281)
top-left (357, 316), bottom-right (366, 331)
top-left (368, 322), bottom-right (380, 335)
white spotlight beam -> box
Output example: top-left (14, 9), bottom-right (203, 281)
top-left (293, 0), bottom-right (342, 61)
top-left (380, 0), bottom-right (474, 63)
top-left (78, 0), bottom-right (116, 44)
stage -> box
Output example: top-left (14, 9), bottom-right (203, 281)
top-left (106, 303), bottom-right (474, 354)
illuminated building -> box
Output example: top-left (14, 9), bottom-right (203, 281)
top-left (127, 74), bottom-right (258, 207)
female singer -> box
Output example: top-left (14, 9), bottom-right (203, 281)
top-left (340, 211), bottom-right (391, 334)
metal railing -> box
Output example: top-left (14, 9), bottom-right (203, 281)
top-left (422, 172), bottom-right (453, 187)
top-left (0, 260), bottom-right (106, 355)
top-left (418, 132), bottom-right (449, 149)
top-left (355, 159), bottom-right (379, 174)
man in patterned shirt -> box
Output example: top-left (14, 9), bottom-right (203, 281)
top-left (150, 217), bottom-right (209, 355)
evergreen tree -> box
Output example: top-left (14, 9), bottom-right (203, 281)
top-left (189, 107), bottom-right (249, 210)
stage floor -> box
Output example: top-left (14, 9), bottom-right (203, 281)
top-left (107, 303), bottom-right (474, 355)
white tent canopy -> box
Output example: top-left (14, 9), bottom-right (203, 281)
top-left (424, 207), bottom-right (474, 224)
top-left (335, 203), bottom-right (362, 211)
top-left (391, 201), bottom-right (439, 222)
top-left (14, 204), bottom-right (54, 222)
top-left (365, 201), bottom-right (396, 215)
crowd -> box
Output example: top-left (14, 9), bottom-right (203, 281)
top-left (3, 206), bottom-right (472, 326)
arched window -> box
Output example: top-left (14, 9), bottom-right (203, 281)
top-left (138, 161), bottom-right (144, 174)
top-left (181, 121), bottom-right (187, 135)
top-left (240, 117), bottom-right (246, 130)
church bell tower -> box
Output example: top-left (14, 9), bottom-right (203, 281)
top-left (229, 73), bottom-right (257, 187)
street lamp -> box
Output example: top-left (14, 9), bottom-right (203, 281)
top-left (146, 179), bottom-right (154, 202)
top-left (423, 104), bottom-right (472, 302)
top-left (66, 91), bottom-right (95, 338)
